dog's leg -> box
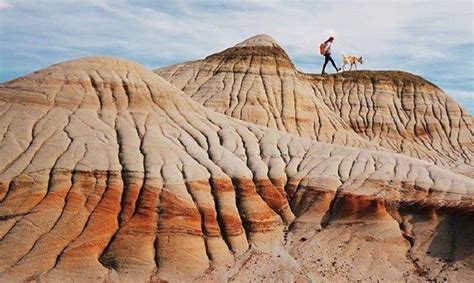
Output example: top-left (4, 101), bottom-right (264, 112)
top-left (355, 64), bottom-right (358, 70)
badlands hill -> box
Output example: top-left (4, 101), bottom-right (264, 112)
top-left (156, 34), bottom-right (473, 176)
top-left (0, 38), bottom-right (472, 282)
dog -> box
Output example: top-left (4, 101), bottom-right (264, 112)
top-left (341, 55), bottom-right (364, 71)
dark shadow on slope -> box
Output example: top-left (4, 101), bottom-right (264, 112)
top-left (426, 213), bottom-right (474, 264)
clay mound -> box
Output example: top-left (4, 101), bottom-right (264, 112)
top-left (156, 35), bottom-right (376, 150)
top-left (303, 70), bottom-right (474, 174)
top-left (234, 34), bottom-right (281, 48)
top-left (155, 34), bottom-right (474, 173)
top-left (0, 57), bottom-right (473, 282)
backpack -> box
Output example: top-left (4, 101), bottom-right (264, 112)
top-left (319, 42), bottom-right (326, 55)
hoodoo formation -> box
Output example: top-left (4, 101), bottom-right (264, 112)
top-left (0, 36), bottom-right (473, 282)
top-left (156, 34), bottom-right (473, 176)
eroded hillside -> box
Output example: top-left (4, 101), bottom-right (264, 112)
top-left (156, 35), bottom-right (473, 175)
top-left (0, 56), bottom-right (472, 282)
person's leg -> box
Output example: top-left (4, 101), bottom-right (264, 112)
top-left (322, 55), bottom-right (329, 74)
top-left (328, 55), bottom-right (339, 71)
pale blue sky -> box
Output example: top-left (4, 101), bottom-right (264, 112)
top-left (0, 0), bottom-right (472, 113)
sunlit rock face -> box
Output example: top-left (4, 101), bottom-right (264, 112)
top-left (0, 42), bottom-right (472, 281)
top-left (156, 34), bottom-right (473, 176)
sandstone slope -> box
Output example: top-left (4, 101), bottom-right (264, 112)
top-left (155, 34), bottom-right (473, 174)
top-left (0, 57), bottom-right (473, 282)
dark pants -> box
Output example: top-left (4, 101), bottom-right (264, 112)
top-left (322, 54), bottom-right (338, 73)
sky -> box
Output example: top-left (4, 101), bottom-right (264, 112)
top-left (0, 0), bottom-right (473, 114)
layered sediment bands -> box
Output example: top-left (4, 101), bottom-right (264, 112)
top-left (285, 195), bottom-right (474, 282)
top-left (155, 35), bottom-right (376, 150)
top-left (306, 72), bottom-right (474, 174)
top-left (155, 34), bottom-right (473, 173)
top-left (0, 56), bottom-right (473, 281)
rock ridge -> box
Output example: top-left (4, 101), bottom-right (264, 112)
top-left (155, 35), bottom-right (473, 175)
top-left (0, 55), bottom-right (472, 281)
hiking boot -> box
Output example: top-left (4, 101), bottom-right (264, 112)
top-left (321, 71), bottom-right (328, 75)
top-left (337, 68), bottom-right (341, 73)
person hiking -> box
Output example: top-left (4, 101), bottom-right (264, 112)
top-left (320, 36), bottom-right (341, 74)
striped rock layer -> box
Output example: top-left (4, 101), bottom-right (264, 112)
top-left (0, 56), bottom-right (472, 282)
top-left (156, 34), bottom-right (473, 176)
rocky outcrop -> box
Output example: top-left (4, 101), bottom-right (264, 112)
top-left (0, 56), bottom-right (473, 282)
top-left (155, 34), bottom-right (473, 175)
